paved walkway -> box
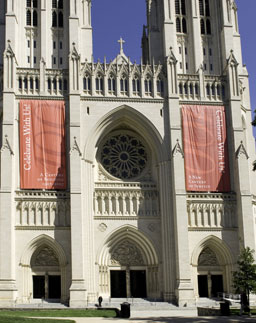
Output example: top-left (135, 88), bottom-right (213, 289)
top-left (34, 316), bottom-right (256, 323)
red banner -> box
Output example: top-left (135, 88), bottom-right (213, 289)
top-left (182, 105), bottom-right (230, 192)
top-left (20, 100), bottom-right (66, 189)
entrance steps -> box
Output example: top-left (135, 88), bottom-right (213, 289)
top-left (196, 297), bottom-right (220, 308)
top-left (89, 297), bottom-right (179, 309)
top-left (13, 299), bottom-right (68, 309)
top-left (89, 298), bottom-right (198, 317)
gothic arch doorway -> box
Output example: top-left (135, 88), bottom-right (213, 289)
top-left (197, 247), bottom-right (224, 298)
top-left (20, 235), bottom-right (68, 304)
top-left (97, 226), bottom-right (159, 299)
top-left (191, 236), bottom-right (234, 298)
top-left (110, 239), bottom-right (147, 298)
top-left (31, 246), bottom-right (61, 300)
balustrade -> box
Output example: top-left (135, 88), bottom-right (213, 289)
top-left (94, 188), bottom-right (159, 217)
top-left (15, 190), bottom-right (70, 227)
top-left (187, 193), bottom-right (237, 229)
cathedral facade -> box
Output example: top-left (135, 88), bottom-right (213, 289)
top-left (0, 0), bottom-right (256, 307)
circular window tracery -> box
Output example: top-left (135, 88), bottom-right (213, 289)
top-left (100, 133), bottom-right (148, 180)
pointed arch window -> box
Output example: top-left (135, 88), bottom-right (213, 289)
top-left (132, 76), bottom-right (140, 95)
top-left (52, 0), bottom-right (64, 28)
top-left (120, 75), bottom-right (128, 95)
top-left (96, 74), bottom-right (104, 94)
top-left (199, 0), bottom-right (211, 35)
top-left (144, 75), bottom-right (152, 96)
top-left (83, 74), bottom-right (91, 93)
top-left (175, 0), bottom-right (187, 34)
top-left (33, 10), bottom-right (38, 26)
top-left (157, 78), bottom-right (164, 96)
top-left (26, 0), bottom-right (38, 27)
top-left (200, 19), bottom-right (205, 34)
top-left (108, 74), bottom-right (116, 94)
top-left (52, 11), bottom-right (57, 27)
top-left (176, 18), bottom-right (181, 33)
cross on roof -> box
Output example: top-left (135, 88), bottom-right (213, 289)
top-left (118, 37), bottom-right (125, 54)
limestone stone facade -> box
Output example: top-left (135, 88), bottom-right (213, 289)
top-left (0, 0), bottom-right (256, 307)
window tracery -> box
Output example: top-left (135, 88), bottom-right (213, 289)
top-left (26, 0), bottom-right (38, 27)
top-left (120, 74), bottom-right (128, 95)
top-left (199, 0), bottom-right (211, 35)
top-left (175, 0), bottom-right (187, 34)
top-left (52, 0), bottom-right (64, 28)
top-left (108, 74), bottom-right (116, 94)
top-left (132, 76), bottom-right (140, 95)
top-left (100, 133), bottom-right (148, 180)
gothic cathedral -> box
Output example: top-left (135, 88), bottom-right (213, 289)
top-left (0, 0), bottom-right (256, 307)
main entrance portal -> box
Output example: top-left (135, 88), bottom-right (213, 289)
top-left (110, 270), bottom-right (147, 298)
top-left (111, 271), bottom-right (127, 297)
top-left (33, 275), bottom-right (61, 299)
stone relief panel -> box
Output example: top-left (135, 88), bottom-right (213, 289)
top-left (110, 240), bottom-right (144, 266)
top-left (32, 246), bottom-right (59, 267)
top-left (198, 248), bottom-right (219, 266)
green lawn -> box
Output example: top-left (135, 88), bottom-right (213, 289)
top-left (0, 309), bottom-right (117, 318)
top-left (230, 308), bottom-right (256, 315)
top-left (0, 316), bottom-right (74, 323)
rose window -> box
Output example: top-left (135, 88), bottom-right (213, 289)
top-left (101, 134), bottom-right (148, 180)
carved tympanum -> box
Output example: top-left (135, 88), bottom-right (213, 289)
top-left (32, 246), bottom-right (59, 267)
top-left (110, 240), bottom-right (144, 266)
top-left (198, 247), bottom-right (219, 266)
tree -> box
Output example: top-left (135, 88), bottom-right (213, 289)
top-left (233, 247), bottom-right (256, 309)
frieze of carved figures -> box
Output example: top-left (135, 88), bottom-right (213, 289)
top-left (33, 246), bottom-right (59, 267)
top-left (110, 240), bottom-right (144, 266)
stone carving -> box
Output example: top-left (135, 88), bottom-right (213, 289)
top-left (33, 247), bottom-right (59, 267)
top-left (1, 135), bottom-right (14, 155)
top-left (236, 141), bottom-right (249, 159)
top-left (198, 248), bottom-right (219, 266)
top-left (172, 139), bottom-right (184, 158)
top-left (110, 240), bottom-right (144, 266)
top-left (148, 223), bottom-right (156, 232)
top-left (98, 223), bottom-right (107, 232)
top-left (70, 136), bottom-right (82, 157)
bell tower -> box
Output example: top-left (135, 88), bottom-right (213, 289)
top-left (146, 0), bottom-right (242, 75)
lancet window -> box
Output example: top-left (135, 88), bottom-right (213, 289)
top-left (120, 75), bottom-right (128, 95)
top-left (108, 74), bottom-right (116, 95)
top-left (96, 74), bottom-right (104, 94)
top-left (132, 76), bottom-right (140, 96)
top-left (175, 0), bottom-right (187, 33)
top-left (52, 0), bottom-right (64, 28)
top-left (83, 74), bottom-right (91, 93)
top-left (156, 78), bottom-right (164, 96)
top-left (144, 76), bottom-right (152, 96)
top-left (26, 0), bottom-right (38, 27)
top-left (199, 0), bottom-right (211, 35)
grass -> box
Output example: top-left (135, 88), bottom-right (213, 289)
top-left (0, 316), bottom-right (74, 323)
top-left (230, 308), bottom-right (256, 315)
top-left (0, 309), bottom-right (117, 318)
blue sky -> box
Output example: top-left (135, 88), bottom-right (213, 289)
top-left (92, 1), bottom-right (256, 121)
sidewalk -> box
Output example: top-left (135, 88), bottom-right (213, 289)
top-left (37, 316), bottom-right (256, 323)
